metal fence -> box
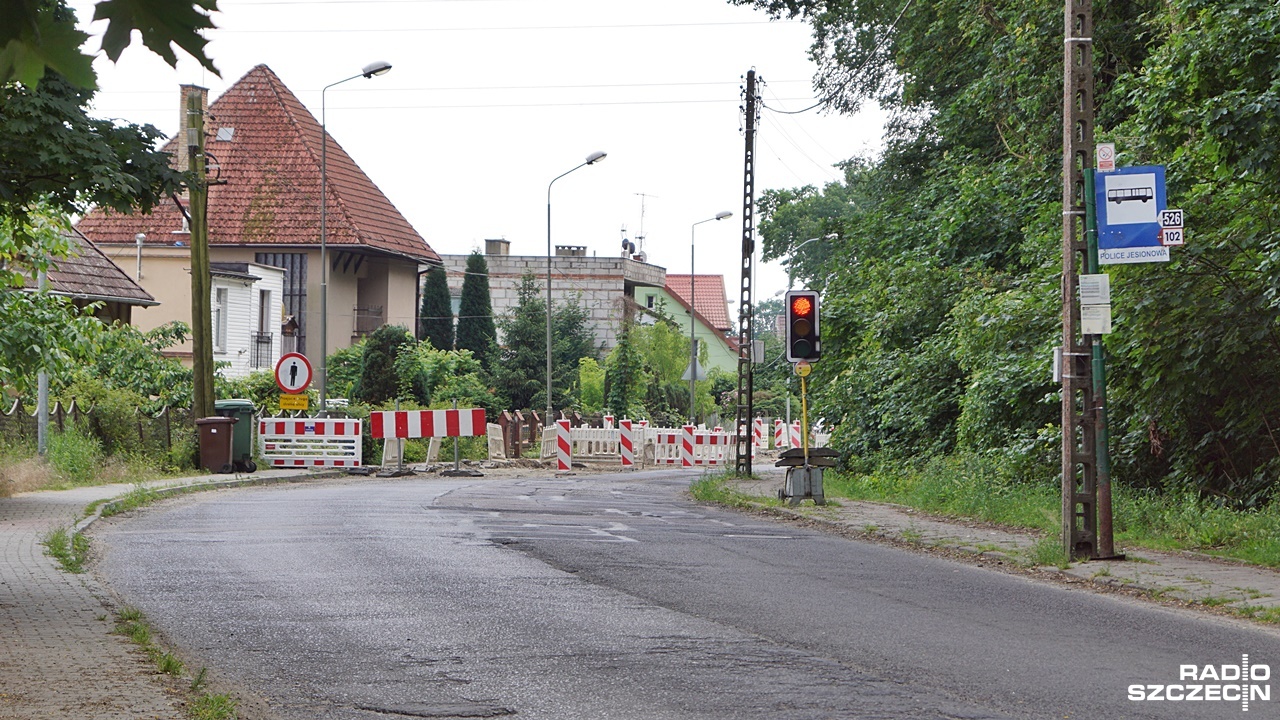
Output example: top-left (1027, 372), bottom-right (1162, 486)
top-left (0, 399), bottom-right (194, 456)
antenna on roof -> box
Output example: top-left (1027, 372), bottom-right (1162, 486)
top-left (634, 192), bottom-right (659, 254)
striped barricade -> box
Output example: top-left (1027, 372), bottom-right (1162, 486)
top-left (368, 408), bottom-right (487, 439)
top-left (259, 418), bottom-right (362, 468)
top-left (753, 417), bottom-right (767, 449)
top-left (620, 419), bottom-right (635, 468)
top-left (775, 418), bottom-right (789, 450)
top-left (556, 419), bottom-right (572, 471)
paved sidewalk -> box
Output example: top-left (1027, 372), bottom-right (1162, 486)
top-left (0, 470), bottom-right (321, 720)
top-left (729, 471), bottom-right (1280, 624)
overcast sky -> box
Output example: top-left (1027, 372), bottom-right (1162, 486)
top-left (71, 0), bottom-right (884, 315)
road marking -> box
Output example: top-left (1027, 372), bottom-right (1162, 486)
top-left (723, 534), bottom-right (792, 539)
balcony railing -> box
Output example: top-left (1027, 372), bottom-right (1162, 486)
top-left (250, 332), bottom-right (275, 368)
top-left (352, 305), bottom-right (384, 339)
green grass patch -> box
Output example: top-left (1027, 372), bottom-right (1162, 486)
top-left (825, 452), bottom-right (1280, 568)
top-left (190, 693), bottom-right (238, 720)
top-left (40, 526), bottom-right (89, 573)
top-left (689, 473), bottom-right (777, 508)
top-left (100, 483), bottom-right (163, 517)
top-left (114, 606), bottom-right (240, 718)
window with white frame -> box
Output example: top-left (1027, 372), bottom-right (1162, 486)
top-left (213, 287), bottom-right (228, 352)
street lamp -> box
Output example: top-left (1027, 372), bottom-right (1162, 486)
top-left (318, 60), bottom-right (392, 414)
top-left (786, 233), bottom-right (837, 290)
top-left (546, 151), bottom-right (606, 423)
top-left (689, 211), bottom-right (733, 423)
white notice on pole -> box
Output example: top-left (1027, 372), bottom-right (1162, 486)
top-left (1081, 305), bottom-right (1113, 335)
top-left (1079, 274), bottom-right (1111, 306)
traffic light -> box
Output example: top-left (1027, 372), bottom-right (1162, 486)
top-left (785, 290), bottom-right (820, 362)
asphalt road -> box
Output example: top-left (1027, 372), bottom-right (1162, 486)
top-left (92, 470), bottom-right (1280, 719)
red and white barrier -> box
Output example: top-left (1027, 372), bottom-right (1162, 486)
top-left (774, 419), bottom-right (788, 450)
top-left (620, 419), bottom-right (634, 468)
top-left (368, 408), bottom-right (486, 439)
top-left (556, 418), bottom-right (572, 471)
top-left (259, 418), bottom-right (362, 467)
top-left (790, 421), bottom-right (802, 449)
top-left (603, 414), bottom-right (614, 429)
top-left (681, 425), bottom-right (695, 468)
top-left (753, 417), bottom-right (766, 449)
top-left (650, 426), bottom-right (732, 467)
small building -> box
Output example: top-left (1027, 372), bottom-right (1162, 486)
top-left (75, 64), bottom-right (440, 375)
top-left (24, 228), bottom-right (158, 324)
top-left (644, 274), bottom-right (740, 374)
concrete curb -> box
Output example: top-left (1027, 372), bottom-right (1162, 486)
top-left (73, 470), bottom-right (344, 535)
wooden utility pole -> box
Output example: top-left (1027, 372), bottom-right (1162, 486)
top-left (734, 69), bottom-right (761, 477)
top-left (187, 93), bottom-right (215, 419)
top-left (1061, 0), bottom-right (1098, 559)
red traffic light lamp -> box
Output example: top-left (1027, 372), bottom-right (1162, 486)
top-left (785, 290), bottom-right (820, 362)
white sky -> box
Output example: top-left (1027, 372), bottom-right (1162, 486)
top-left (71, 0), bottom-right (884, 316)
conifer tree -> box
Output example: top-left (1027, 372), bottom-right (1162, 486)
top-left (456, 252), bottom-right (496, 368)
top-left (418, 267), bottom-right (453, 350)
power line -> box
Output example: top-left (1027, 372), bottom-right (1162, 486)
top-left (213, 20), bottom-right (793, 34)
top-left (92, 97), bottom-right (818, 113)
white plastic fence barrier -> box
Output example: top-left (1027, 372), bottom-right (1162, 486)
top-left (648, 426), bottom-right (732, 467)
top-left (259, 418), bottom-right (362, 468)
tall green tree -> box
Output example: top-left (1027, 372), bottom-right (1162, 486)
top-left (354, 324), bottom-right (418, 406)
top-left (551, 290), bottom-right (598, 409)
top-left (2, 0), bottom-right (220, 89)
top-left (490, 273), bottom-right (547, 411)
top-left (456, 252), bottom-right (496, 369)
top-left (605, 322), bottom-right (642, 418)
top-left (1, 71), bottom-right (184, 232)
top-left (418, 267), bottom-right (453, 351)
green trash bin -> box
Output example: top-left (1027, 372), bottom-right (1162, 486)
top-left (214, 398), bottom-right (257, 473)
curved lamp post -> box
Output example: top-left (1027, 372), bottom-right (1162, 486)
top-left (545, 151), bottom-right (606, 423)
top-left (689, 211), bottom-right (733, 423)
top-left (318, 60), bottom-right (392, 414)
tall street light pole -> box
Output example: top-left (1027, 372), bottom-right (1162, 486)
top-left (319, 60), bottom-right (392, 414)
top-left (546, 151), bottom-right (606, 423)
top-left (689, 211), bottom-right (733, 423)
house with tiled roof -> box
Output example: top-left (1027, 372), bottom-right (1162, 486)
top-left (22, 229), bottom-right (158, 324)
top-left (76, 65), bottom-right (440, 375)
top-left (637, 274), bottom-right (740, 374)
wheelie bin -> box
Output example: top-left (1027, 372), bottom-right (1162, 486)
top-left (214, 398), bottom-right (258, 473)
top-left (196, 416), bottom-right (235, 473)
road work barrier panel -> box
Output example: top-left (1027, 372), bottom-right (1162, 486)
top-left (259, 418), bottom-right (362, 468)
top-left (649, 426), bottom-right (732, 467)
top-left (620, 420), bottom-right (635, 468)
top-left (368, 409), bottom-right (487, 439)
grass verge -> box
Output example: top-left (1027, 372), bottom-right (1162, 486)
top-left (824, 453), bottom-right (1280, 569)
top-left (40, 526), bottom-right (89, 573)
top-left (690, 472), bottom-right (779, 508)
top-left (115, 606), bottom-right (238, 720)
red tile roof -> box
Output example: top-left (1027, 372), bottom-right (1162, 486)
top-left (23, 229), bottom-right (157, 306)
top-left (76, 65), bottom-right (439, 265)
top-left (665, 274), bottom-right (731, 332)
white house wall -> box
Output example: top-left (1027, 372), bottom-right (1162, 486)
top-left (211, 263), bottom-right (286, 380)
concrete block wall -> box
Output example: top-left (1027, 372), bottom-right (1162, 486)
top-left (437, 253), bottom-right (666, 353)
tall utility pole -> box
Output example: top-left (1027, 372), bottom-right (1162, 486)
top-left (1061, 0), bottom-right (1098, 559)
top-left (187, 92), bottom-right (215, 419)
top-left (734, 69), bottom-right (761, 476)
